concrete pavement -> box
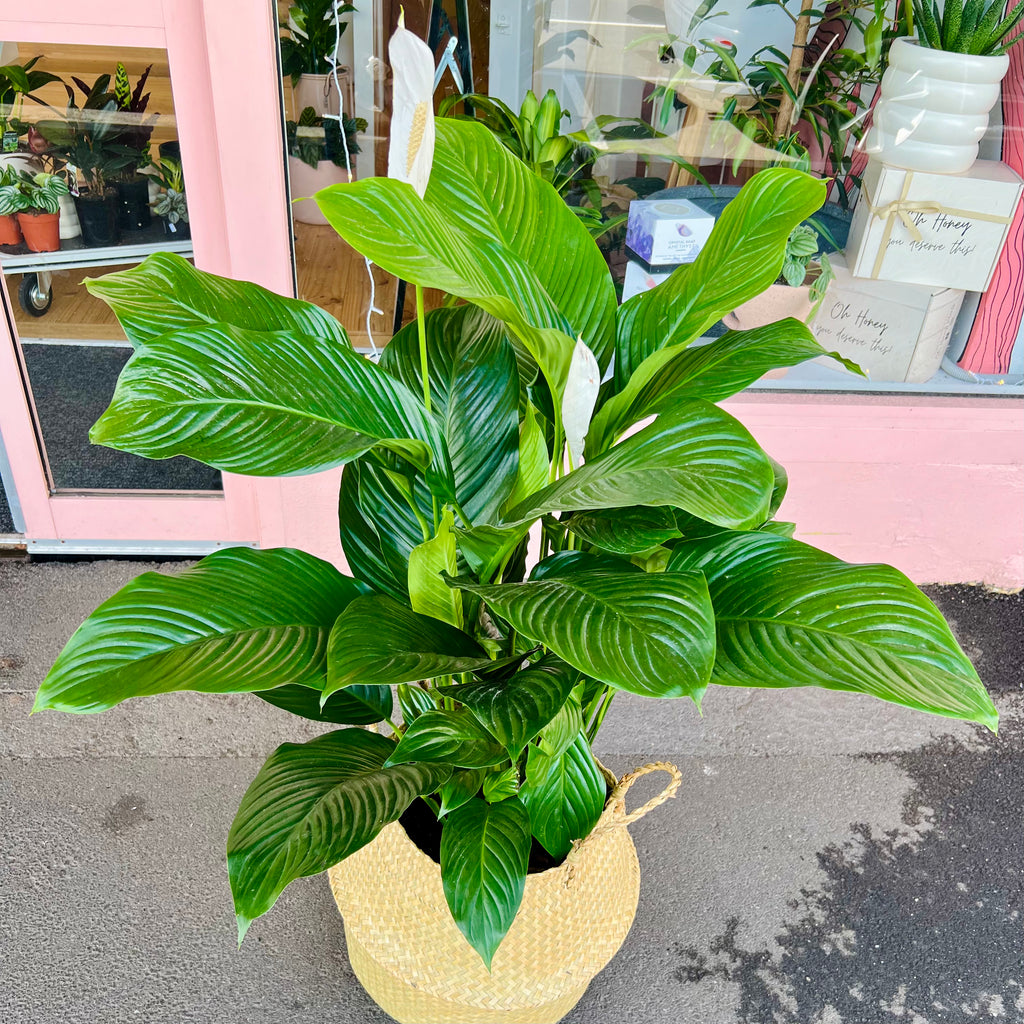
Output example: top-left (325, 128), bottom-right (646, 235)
top-left (1, 557), bottom-right (1021, 1023)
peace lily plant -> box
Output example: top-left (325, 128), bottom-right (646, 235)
top-left (35, 24), bottom-right (996, 981)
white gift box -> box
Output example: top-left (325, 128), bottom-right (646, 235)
top-left (810, 254), bottom-right (966, 382)
top-left (621, 258), bottom-right (675, 302)
top-left (846, 158), bottom-right (1023, 292)
top-left (624, 198), bottom-right (714, 268)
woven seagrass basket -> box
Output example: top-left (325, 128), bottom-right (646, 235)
top-left (327, 761), bottom-right (682, 1024)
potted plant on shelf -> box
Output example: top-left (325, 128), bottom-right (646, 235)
top-left (865, 0), bottom-right (1024, 173)
top-left (34, 114), bottom-right (997, 1022)
top-left (0, 167), bottom-right (68, 252)
top-left (108, 62), bottom-right (157, 230)
top-left (725, 222), bottom-right (837, 331)
top-left (286, 104), bottom-right (365, 224)
top-left (146, 154), bottom-right (189, 238)
top-left (0, 163), bottom-right (24, 244)
top-left (0, 57), bottom-right (63, 155)
top-left (280, 0), bottom-right (357, 117)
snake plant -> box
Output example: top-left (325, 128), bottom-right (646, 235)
top-left (34, 118), bottom-right (996, 969)
top-left (914, 0), bottom-right (1024, 54)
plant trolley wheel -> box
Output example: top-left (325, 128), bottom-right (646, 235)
top-left (18, 272), bottom-right (52, 317)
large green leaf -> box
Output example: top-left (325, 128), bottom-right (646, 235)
top-left (436, 656), bottom-right (579, 758)
top-left (613, 168), bottom-right (826, 390)
top-left (440, 796), bottom-right (532, 968)
top-left (590, 319), bottom-right (834, 452)
top-left (455, 522), bottom-right (532, 585)
top-left (338, 459), bottom-right (425, 602)
top-left (385, 709), bottom-right (508, 769)
top-left (228, 728), bottom-right (450, 940)
top-left (254, 682), bottom-right (392, 726)
top-left (409, 509), bottom-right (462, 627)
top-left (382, 306), bottom-right (520, 523)
top-left (85, 251), bottom-right (346, 348)
top-left (438, 768), bottom-right (486, 816)
top-left (450, 569), bottom-right (716, 700)
top-left (427, 119), bottom-right (616, 370)
top-left (325, 594), bottom-right (492, 698)
top-left (568, 506), bottom-right (683, 555)
top-left (503, 404), bottom-right (549, 512)
top-left (91, 322), bottom-right (455, 494)
top-left (667, 531), bottom-right (998, 729)
top-left (520, 733), bottom-right (605, 859)
top-left (34, 547), bottom-right (364, 714)
top-left (505, 402), bottom-right (774, 532)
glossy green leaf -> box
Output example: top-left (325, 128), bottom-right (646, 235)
top-left (506, 402), bottom-right (774, 532)
top-left (385, 709), bottom-right (508, 769)
top-left (228, 728), bottom-right (450, 940)
top-left (439, 768), bottom-right (486, 816)
top-left (85, 251), bottom-right (346, 349)
top-left (427, 119), bottom-right (616, 370)
top-left (614, 168), bottom-right (826, 390)
top-left (397, 682), bottom-right (436, 724)
top-left (591, 319), bottom-right (831, 451)
top-left (483, 766), bottom-right (520, 803)
top-left (568, 506), bottom-right (683, 555)
top-left (440, 796), bottom-right (532, 968)
top-left (34, 547), bottom-right (364, 714)
top-left (449, 569), bottom-right (716, 700)
top-left (254, 682), bottom-right (392, 725)
top-left (529, 550), bottom-right (641, 580)
top-left (436, 656), bottom-right (579, 758)
top-left (520, 733), bottom-right (605, 859)
top-left (667, 531), bottom-right (998, 729)
top-left (90, 322), bottom-right (454, 494)
top-left (382, 306), bottom-right (520, 522)
top-left (504, 404), bottom-right (550, 512)
top-left (455, 522), bottom-right (532, 584)
top-left (338, 459), bottom-right (425, 602)
top-left (325, 594), bottom-right (491, 698)
top-left (536, 694), bottom-right (583, 759)
top-left (409, 509), bottom-right (462, 627)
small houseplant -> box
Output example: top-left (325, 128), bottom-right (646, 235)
top-left (866, 0), bottom-right (1024, 172)
top-left (280, 0), bottom-right (357, 117)
top-left (147, 154), bottom-right (189, 238)
top-left (35, 112), bottom-right (998, 1021)
top-left (726, 222), bottom-right (837, 330)
top-left (0, 163), bottom-right (24, 244)
top-left (0, 57), bottom-right (62, 153)
top-left (108, 62), bottom-right (157, 230)
top-left (0, 167), bottom-right (68, 252)
top-left (286, 104), bottom-right (365, 223)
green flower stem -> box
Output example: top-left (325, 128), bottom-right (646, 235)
top-left (416, 284), bottom-right (431, 414)
top-left (586, 687), bottom-right (616, 743)
top-left (452, 498), bottom-right (473, 530)
top-left (386, 717), bottom-right (402, 735)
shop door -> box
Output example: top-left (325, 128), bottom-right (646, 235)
top-left (0, 1), bottom-right (307, 555)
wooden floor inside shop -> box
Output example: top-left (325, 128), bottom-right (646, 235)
top-left (10, 224), bottom-right (409, 347)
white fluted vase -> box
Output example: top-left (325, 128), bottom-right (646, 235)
top-left (864, 37), bottom-right (1010, 174)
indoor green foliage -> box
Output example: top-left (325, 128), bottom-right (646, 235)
top-left (914, 0), bottom-right (1024, 54)
top-left (37, 119), bottom-right (997, 970)
top-left (279, 0), bottom-right (357, 84)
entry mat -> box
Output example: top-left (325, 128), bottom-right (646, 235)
top-left (20, 344), bottom-right (222, 493)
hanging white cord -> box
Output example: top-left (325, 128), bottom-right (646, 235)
top-left (322, 0), bottom-right (383, 357)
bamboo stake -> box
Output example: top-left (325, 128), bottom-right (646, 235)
top-left (774, 0), bottom-right (815, 136)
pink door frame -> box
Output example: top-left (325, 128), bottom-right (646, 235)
top-left (0, 3), bottom-right (1020, 585)
top-left (0, 0), bottom-right (342, 562)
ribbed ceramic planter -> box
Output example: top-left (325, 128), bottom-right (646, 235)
top-left (864, 37), bottom-right (1010, 173)
top-left (328, 763), bottom-right (681, 1024)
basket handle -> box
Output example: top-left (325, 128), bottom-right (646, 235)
top-left (604, 761), bottom-right (683, 827)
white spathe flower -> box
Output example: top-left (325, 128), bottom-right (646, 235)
top-left (388, 11), bottom-right (435, 198)
top-left (562, 338), bottom-right (600, 469)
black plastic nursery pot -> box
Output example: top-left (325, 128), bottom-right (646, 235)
top-left (75, 192), bottom-right (121, 247)
top-left (115, 177), bottom-right (152, 231)
top-left (160, 216), bottom-right (190, 239)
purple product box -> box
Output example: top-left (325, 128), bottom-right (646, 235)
top-left (624, 199), bottom-right (715, 268)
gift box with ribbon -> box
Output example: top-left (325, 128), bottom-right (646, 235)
top-left (846, 158), bottom-right (1023, 292)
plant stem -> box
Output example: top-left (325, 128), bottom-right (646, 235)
top-left (416, 284), bottom-right (431, 414)
top-left (386, 717), bottom-right (402, 736)
top-left (452, 498), bottom-right (473, 530)
top-left (587, 688), bottom-right (616, 743)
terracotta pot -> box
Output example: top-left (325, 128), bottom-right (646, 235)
top-left (17, 210), bottom-right (60, 253)
top-left (724, 275), bottom-right (821, 333)
top-left (288, 155), bottom-right (350, 225)
top-left (328, 762), bottom-right (681, 1024)
top-left (0, 213), bottom-right (22, 246)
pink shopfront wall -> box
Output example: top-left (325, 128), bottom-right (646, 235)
top-left (0, 1), bottom-right (1020, 587)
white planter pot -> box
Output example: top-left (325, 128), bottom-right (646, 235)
top-left (864, 37), bottom-right (1010, 174)
top-left (664, 0), bottom-right (798, 71)
top-left (293, 69), bottom-right (354, 120)
top-left (288, 155), bottom-right (349, 225)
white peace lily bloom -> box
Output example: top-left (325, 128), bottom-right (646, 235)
top-left (562, 338), bottom-right (601, 469)
top-left (388, 11), bottom-right (436, 198)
